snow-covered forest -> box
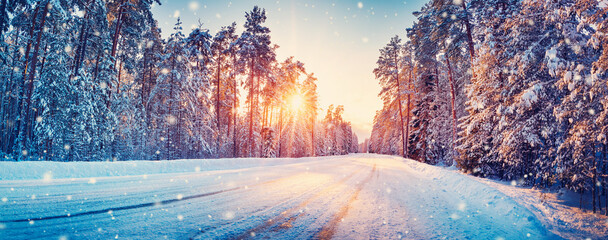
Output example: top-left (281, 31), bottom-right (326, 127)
top-left (0, 1), bottom-right (359, 162)
top-left (368, 0), bottom-right (608, 214)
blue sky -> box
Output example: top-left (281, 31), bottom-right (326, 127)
top-left (151, 0), bottom-right (427, 142)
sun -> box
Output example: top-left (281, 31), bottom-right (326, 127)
top-left (287, 92), bottom-right (305, 112)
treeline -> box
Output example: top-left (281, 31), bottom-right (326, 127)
top-left (369, 0), bottom-right (607, 214)
top-left (0, 1), bottom-right (358, 161)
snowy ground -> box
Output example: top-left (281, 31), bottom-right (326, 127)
top-left (0, 154), bottom-right (600, 239)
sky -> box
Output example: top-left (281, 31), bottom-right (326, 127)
top-left (150, 0), bottom-right (427, 142)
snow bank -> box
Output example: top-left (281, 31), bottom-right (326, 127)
top-left (0, 156), bottom-right (334, 181)
top-left (475, 177), bottom-right (608, 239)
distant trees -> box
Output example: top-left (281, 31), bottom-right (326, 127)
top-left (370, 0), bottom-right (608, 214)
top-left (0, 3), bottom-right (358, 162)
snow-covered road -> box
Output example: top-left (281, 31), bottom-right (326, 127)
top-left (0, 154), bottom-right (556, 239)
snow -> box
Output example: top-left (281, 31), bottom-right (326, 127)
top-left (520, 84), bottom-right (541, 108)
top-left (476, 178), bottom-right (608, 239)
top-left (0, 157), bottom-right (332, 181)
top-left (0, 154), bottom-right (600, 239)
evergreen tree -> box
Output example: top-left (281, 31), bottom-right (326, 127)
top-left (237, 6), bottom-right (276, 157)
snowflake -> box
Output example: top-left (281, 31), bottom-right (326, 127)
top-left (188, 1), bottom-right (199, 11)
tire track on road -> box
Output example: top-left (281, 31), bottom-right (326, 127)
top-left (0, 173), bottom-right (309, 224)
top-left (226, 166), bottom-right (367, 240)
top-left (314, 164), bottom-right (377, 240)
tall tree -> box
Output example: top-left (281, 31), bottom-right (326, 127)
top-left (374, 36), bottom-right (408, 158)
top-left (238, 6), bottom-right (276, 157)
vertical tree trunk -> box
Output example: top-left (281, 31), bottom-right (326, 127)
top-left (394, 55), bottom-right (406, 159)
top-left (1, 30), bottom-right (21, 153)
top-left (141, 51), bottom-right (148, 111)
top-left (445, 55), bottom-right (458, 155)
top-left (461, 0), bottom-right (476, 62)
top-left (216, 57), bottom-right (221, 157)
top-left (166, 58), bottom-right (176, 160)
top-left (93, 49), bottom-right (101, 83)
top-left (593, 153), bottom-right (597, 213)
top-left (110, 0), bottom-right (126, 60)
top-left (311, 117), bottom-right (315, 157)
top-left (580, 189), bottom-right (584, 210)
top-left (21, 1), bottom-right (50, 149)
top-left (74, 9), bottom-right (89, 76)
top-left (405, 67), bottom-right (412, 158)
top-left (604, 143), bottom-right (608, 215)
top-left (13, 5), bottom-right (40, 153)
top-left (232, 54), bottom-right (238, 158)
top-left (248, 58), bottom-right (254, 157)
top-left (256, 74), bottom-right (262, 157)
top-left (278, 107), bottom-right (284, 157)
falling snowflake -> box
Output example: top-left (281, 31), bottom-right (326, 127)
top-left (43, 171), bottom-right (53, 182)
top-left (189, 1), bottom-right (199, 11)
top-left (222, 211), bottom-right (235, 220)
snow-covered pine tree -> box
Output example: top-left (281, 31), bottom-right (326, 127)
top-left (427, 55), bottom-right (453, 165)
top-left (302, 73), bottom-right (319, 156)
top-left (149, 18), bottom-right (189, 160)
top-left (457, 0), bottom-right (518, 176)
top-left (237, 6), bottom-right (276, 157)
top-left (407, 3), bottom-right (440, 163)
top-left (262, 127), bottom-right (276, 158)
top-left (184, 24), bottom-right (214, 158)
top-left (374, 35), bottom-right (408, 158)
top-left (137, 24), bottom-right (164, 159)
top-left (552, 0), bottom-right (607, 212)
top-left (211, 22), bottom-right (239, 157)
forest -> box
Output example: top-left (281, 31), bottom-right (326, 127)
top-left (368, 0), bottom-right (608, 214)
top-left (0, 1), bottom-right (359, 162)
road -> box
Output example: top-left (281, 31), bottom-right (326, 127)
top-left (0, 154), bottom-right (554, 239)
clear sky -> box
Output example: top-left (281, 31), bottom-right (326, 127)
top-left (150, 0), bottom-right (427, 142)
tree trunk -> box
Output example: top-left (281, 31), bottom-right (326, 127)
top-left (232, 53), bottom-right (238, 158)
top-left (1, 29), bottom-right (21, 153)
top-left (13, 4), bottom-right (40, 153)
top-left (216, 56), bottom-right (221, 157)
top-left (446, 55), bottom-right (458, 157)
top-left (248, 58), bottom-right (254, 157)
top-left (580, 189), bottom-right (584, 211)
top-left (278, 107), bottom-right (284, 157)
top-left (394, 55), bottom-right (406, 159)
top-left (111, 0), bottom-right (126, 60)
top-left (22, 1), bottom-right (50, 149)
top-left (593, 153), bottom-right (597, 213)
top-left (311, 116), bottom-right (315, 157)
top-left (405, 68), bottom-right (412, 158)
top-left (461, 0), bottom-right (476, 62)
top-left (74, 9), bottom-right (89, 76)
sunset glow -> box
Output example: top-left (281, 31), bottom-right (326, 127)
top-left (287, 92), bottom-right (305, 113)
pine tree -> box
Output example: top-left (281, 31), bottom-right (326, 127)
top-left (149, 18), bottom-right (189, 160)
top-left (237, 6), bottom-right (276, 157)
top-left (374, 36), bottom-right (408, 158)
top-left (211, 23), bottom-right (239, 157)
